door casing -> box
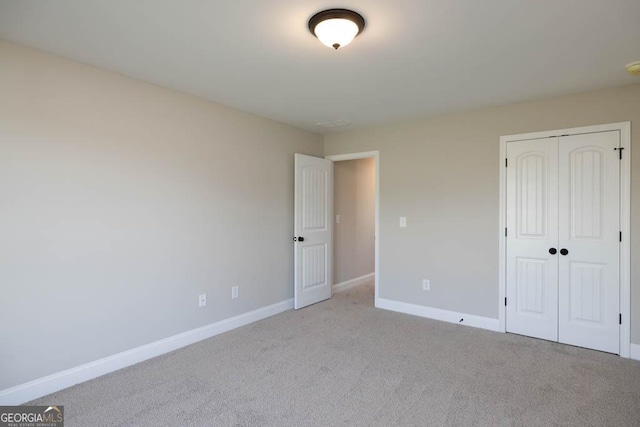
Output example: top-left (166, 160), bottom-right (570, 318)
top-left (498, 122), bottom-right (631, 357)
top-left (326, 151), bottom-right (380, 307)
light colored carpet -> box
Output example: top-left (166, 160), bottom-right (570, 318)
top-left (31, 282), bottom-right (640, 426)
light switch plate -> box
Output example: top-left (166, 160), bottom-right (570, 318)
top-left (400, 217), bottom-right (407, 228)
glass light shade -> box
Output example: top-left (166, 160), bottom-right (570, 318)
top-left (627, 61), bottom-right (640, 76)
top-left (313, 18), bottom-right (359, 49)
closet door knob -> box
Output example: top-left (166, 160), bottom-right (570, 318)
top-left (549, 248), bottom-right (557, 255)
top-left (560, 248), bottom-right (569, 256)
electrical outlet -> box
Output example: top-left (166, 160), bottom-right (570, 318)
top-left (400, 217), bottom-right (407, 227)
top-left (199, 293), bottom-right (207, 307)
top-left (231, 286), bottom-right (239, 299)
top-left (336, 214), bottom-right (341, 224)
top-left (422, 279), bottom-right (430, 291)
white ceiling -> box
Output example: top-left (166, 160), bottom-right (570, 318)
top-left (1, 1), bottom-right (639, 134)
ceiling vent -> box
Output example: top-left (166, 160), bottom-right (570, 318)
top-left (316, 120), bottom-right (351, 128)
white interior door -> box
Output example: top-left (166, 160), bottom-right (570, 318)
top-left (294, 154), bottom-right (333, 309)
top-left (506, 137), bottom-right (559, 341)
top-left (558, 132), bottom-right (620, 353)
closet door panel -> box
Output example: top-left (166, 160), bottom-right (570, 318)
top-left (558, 131), bottom-right (620, 353)
top-left (506, 138), bottom-right (559, 341)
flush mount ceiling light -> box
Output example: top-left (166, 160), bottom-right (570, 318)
top-left (626, 61), bottom-right (640, 76)
top-left (308, 9), bottom-right (365, 50)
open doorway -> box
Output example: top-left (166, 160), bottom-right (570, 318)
top-left (326, 151), bottom-right (379, 306)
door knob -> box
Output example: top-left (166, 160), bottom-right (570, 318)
top-left (560, 248), bottom-right (569, 256)
top-left (294, 236), bottom-right (305, 242)
top-left (549, 248), bottom-right (557, 255)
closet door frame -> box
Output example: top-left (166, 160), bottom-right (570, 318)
top-left (498, 122), bottom-right (631, 358)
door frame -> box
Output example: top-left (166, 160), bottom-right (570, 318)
top-left (326, 151), bottom-right (380, 307)
top-left (498, 122), bottom-right (631, 357)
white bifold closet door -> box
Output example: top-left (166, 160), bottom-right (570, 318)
top-left (506, 137), bottom-right (560, 342)
top-left (506, 131), bottom-right (620, 354)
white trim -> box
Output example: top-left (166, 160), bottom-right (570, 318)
top-left (0, 299), bottom-right (293, 405)
top-left (501, 122), bottom-right (630, 142)
top-left (630, 344), bottom-right (640, 362)
top-left (377, 298), bottom-right (500, 332)
top-left (498, 122), bottom-right (631, 358)
top-left (326, 151), bottom-right (380, 307)
top-left (619, 122), bottom-right (631, 358)
top-left (498, 134), bottom-right (507, 333)
top-left (333, 273), bottom-right (375, 293)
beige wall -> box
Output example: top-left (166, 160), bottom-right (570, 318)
top-left (1, 38), bottom-right (638, 394)
top-left (0, 40), bottom-right (323, 390)
top-left (325, 83), bottom-right (640, 344)
top-left (333, 158), bottom-right (375, 284)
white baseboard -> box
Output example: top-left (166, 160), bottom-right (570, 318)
top-left (333, 273), bottom-right (374, 293)
top-left (376, 298), bottom-right (500, 332)
top-left (630, 344), bottom-right (640, 361)
top-left (0, 298), bottom-right (293, 405)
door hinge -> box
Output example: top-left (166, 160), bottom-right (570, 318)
top-left (505, 297), bottom-right (507, 307)
top-left (505, 158), bottom-right (508, 168)
top-left (619, 313), bottom-right (622, 325)
top-left (620, 231), bottom-right (622, 242)
top-left (615, 147), bottom-right (624, 160)
top-left (505, 228), bottom-right (508, 237)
